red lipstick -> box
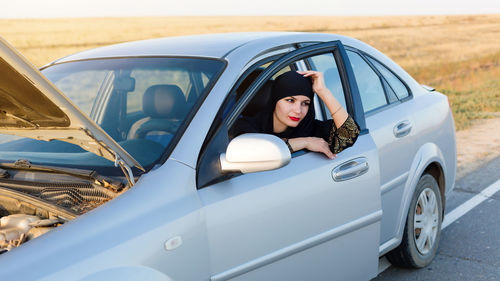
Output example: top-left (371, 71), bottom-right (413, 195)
top-left (289, 116), bottom-right (300, 122)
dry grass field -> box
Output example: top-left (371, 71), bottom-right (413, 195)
top-left (0, 15), bottom-right (499, 130)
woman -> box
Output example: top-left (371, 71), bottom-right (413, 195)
top-left (231, 70), bottom-right (360, 159)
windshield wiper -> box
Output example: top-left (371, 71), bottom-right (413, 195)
top-left (0, 159), bottom-right (124, 192)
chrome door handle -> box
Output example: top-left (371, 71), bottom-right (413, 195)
top-left (393, 120), bottom-right (412, 138)
top-left (332, 157), bottom-right (369, 182)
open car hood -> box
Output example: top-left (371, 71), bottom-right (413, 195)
top-left (0, 37), bottom-right (143, 173)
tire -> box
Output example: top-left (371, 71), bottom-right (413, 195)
top-left (386, 174), bottom-right (443, 268)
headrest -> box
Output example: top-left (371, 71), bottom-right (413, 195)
top-left (143, 84), bottom-right (187, 119)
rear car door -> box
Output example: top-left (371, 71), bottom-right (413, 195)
top-left (344, 49), bottom-right (418, 249)
top-left (197, 41), bottom-right (382, 281)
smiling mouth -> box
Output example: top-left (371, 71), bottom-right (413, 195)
top-left (289, 116), bottom-right (300, 122)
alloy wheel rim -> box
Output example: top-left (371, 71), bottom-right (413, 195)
top-left (413, 187), bottom-right (439, 255)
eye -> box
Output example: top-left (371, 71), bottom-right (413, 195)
top-left (285, 98), bottom-right (295, 103)
top-left (302, 101), bottom-right (310, 106)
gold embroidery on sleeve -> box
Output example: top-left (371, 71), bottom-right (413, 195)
top-left (328, 116), bottom-right (360, 154)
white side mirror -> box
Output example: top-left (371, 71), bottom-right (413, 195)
top-left (220, 133), bottom-right (291, 173)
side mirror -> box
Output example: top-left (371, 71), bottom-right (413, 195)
top-left (220, 133), bottom-right (291, 173)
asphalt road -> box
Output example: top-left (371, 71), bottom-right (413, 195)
top-left (373, 156), bottom-right (500, 281)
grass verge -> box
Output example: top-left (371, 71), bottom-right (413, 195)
top-left (409, 52), bottom-right (500, 130)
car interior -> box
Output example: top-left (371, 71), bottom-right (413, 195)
top-left (127, 84), bottom-right (188, 147)
top-left (0, 57), bottom-right (223, 174)
top-left (228, 65), bottom-right (295, 134)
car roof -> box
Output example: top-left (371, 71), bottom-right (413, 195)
top-left (47, 32), bottom-right (419, 92)
top-left (49, 32), bottom-right (352, 64)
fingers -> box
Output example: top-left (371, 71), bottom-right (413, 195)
top-left (297, 70), bottom-right (318, 78)
top-left (307, 137), bottom-right (336, 160)
top-left (297, 71), bottom-right (326, 93)
top-left (319, 140), bottom-right (336, 160)
top-left (322, 146), bottom-right (336, 160)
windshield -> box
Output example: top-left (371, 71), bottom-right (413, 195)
top-left (0, 57), bottom-right (224, 175)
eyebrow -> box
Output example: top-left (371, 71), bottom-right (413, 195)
top-left (287, 96), bottom-right (311, 102)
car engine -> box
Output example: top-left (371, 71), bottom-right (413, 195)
top-left (0, 169), bottom-right (125, 254)
top-left (0, 214), bottom-right (60, 254)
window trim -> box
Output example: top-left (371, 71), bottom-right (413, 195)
top-left (196, 54), bottom-right (286, 188)
top-left (357, 51), bottom-right (413, 103)
top-left (198, 54), bottom-right (285, 153)
top-left (224, 42), bottom-right (365, 131)
top-left (196, 40), bottom-right (366, 189)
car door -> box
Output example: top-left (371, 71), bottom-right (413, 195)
top-left (344, 49), bottom-right (418, 250)
top-left (197, 41), bottom-right (382, 281)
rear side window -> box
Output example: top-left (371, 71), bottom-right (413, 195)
top-left (308, 53), bottom-right (347, 114)
top-left (346, 50), bottom-right (387, 112)
top-left (367, 57), bottom-right (410, 100)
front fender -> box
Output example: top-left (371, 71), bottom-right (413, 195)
top-left (395, 142), bottom-right (446, 241)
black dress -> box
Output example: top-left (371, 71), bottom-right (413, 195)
top-left (231, 70), bottom-right (360, 154)
top-left (230, 112), bottom-right (360, 154)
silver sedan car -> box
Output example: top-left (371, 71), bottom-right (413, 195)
top-left (0, 32), bottom-right (456, 280)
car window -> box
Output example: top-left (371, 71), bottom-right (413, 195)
top-left (228, 63), bottom-right (296, 139)
top-left (0, 57), bottom-right (225, 176)
top-left (381, 78), bottom-right (399, 104)
top-left (198, 60), bottom-right (302, 187)
top-left (366, 56), bottom-right (410, 100)
top-left (239, 63), bottom-right (290, 90)
top-left (49, 70), bottom-right (109, 115)
top-left (346, 50), bottom-right (388, 112)
top-left (126, 68), bottom-right (191, 114)
top-left (234, 63), bottom-right (290, 99)
top-left (198, 43), bottom-right (361, 188)
top-left (307, 53), bottom-right (347, 118)
top-left (201, 72), bottom-right (210, 86)
top-left (272, 65), bottom-right (292, 79)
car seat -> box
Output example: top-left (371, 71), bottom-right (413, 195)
top-left (127, 84), bottom-right (187, 146)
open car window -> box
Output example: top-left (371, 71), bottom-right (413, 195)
top-left (197, 40), bottom-right (364, 188)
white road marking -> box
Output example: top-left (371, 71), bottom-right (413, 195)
top-left (442, 178), bottom-right (500, 229)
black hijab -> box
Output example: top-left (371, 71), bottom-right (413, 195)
top-left (266, 71), bottom-right (317, 138)
top-left (231, 71), bottom-right (328, 139)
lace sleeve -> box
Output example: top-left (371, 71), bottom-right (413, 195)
top-left (328, 116), bottom-right (360, 154)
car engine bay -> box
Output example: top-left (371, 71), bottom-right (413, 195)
top-left (0, 166), bottom-right (126, 254)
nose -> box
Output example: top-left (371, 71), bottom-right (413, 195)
top-left (292, 102), bottom-right (302, 114)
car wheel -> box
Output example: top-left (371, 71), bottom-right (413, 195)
top-left (387, 174), bottom-right (443, 268)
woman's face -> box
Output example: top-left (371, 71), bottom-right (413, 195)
top-left (273, 95), bottom-right (311, 132)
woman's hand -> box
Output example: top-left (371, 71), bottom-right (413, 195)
top-left (304, 137), bottom-right (336, 159)
top-left (297, 70), bottom-right (349, 129)
top-left (289, 137), bottom-right (336, 159)
top-left (297, 70), bottom-right (328, 97)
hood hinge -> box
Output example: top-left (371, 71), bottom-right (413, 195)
top-left (114, 153), bottom-right (135, 186)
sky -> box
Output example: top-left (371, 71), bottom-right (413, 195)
top-left (1, 0), bottom-right (499, 18)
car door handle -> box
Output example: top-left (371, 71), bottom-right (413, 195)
top-left (393, 120), bottom-right (412, 138)
top-left (332, 157), bottom-right (369, 182)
